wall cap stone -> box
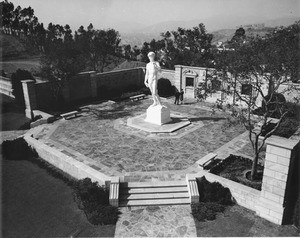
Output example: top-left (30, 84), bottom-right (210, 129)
top-left (174, 65), bottom-right (212, 70)
top-left (266, 136), bottom-right (299, 150)
top-left (21, 79), bottom-right (35, 83)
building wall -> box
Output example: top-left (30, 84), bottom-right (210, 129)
top-left (24, 68), bottom-right (147, 111)
top-left (68, 73), bottom-right (92, 101)
top-left (160, 69), bottom-right (175, 85)
top-left (0, 76), bottom-right (14, 98)
top-left (174, 65), bottom-right (211, 98)
top-left (35, 81), bottom-right (56, 109)
top-left (93, 68), bottom-right (145, 94)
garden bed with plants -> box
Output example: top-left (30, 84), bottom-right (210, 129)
top-left (209, 154), bottom-right (264, 190)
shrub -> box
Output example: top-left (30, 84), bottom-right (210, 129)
top-left (47, 116), bottom-right (58, 123)
top-left (1, 137), bottom-right (38, 160)
top-left (18, 114), bottom-right (43, 130)
top-left (191, 202), bottom-right (226, 222)
top-left (157, 78), bottom-right (174, 97)
top-left (274, 118), bottom-right (299, 138)
top-left (33, 115), bottom-right (42, 121)
top-left (73, 178), bottom-right (119, 225)
top-left (196, 176), bottom-right (234, 205)
top-left (191, 176), bottom-right (234, 222)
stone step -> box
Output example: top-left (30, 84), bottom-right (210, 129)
top-left (120, 180), bottom-right (187, 188)
top-left (119, 198), bottom-right (190, 207)
top-left (122, 186), bottom-right (188, 194)
top-left (120, 192), bottom-right (189, 200)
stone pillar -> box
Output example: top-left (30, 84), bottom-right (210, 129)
top-left (174, 65), bottom-right (182, 91)
top-left (109, 177), bottom-right (120, 207)
top-left (22, 80), bottom-right (37, 119)
top-left (255, 136), bottom-right (299, 224)
top-left (90, 71), bottom-right (97, 98)
top-left (186, 174), bottom-right (199, 203)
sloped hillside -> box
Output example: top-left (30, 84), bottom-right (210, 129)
top-left (0, 33), bottom-right (28, 59)
top-left (211, 27), bottom-right (275, 45)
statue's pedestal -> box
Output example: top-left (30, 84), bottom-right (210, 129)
top-left (144, 105), bottom-right (172, 125)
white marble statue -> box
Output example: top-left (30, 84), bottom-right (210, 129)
top-left (144, 52), bottom-right (162, 107)
top-left (144, 52), bottom-right (171, 125)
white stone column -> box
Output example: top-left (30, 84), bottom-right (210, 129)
top-left (22, 80), bottom-right (37, 119)
top-left (90, 71), bottom-right (97, 98)
top-left (255, 136), bottom-right (299, 224)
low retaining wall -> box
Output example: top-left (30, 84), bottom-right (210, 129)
top-left (200, 172), bottom-right (260, 211)
top-left (24, 134), bottom-right (111, 186)
top-left (193, 135), bottom-right (299, 225)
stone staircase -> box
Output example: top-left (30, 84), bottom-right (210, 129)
top-left (119, 180), bottom-right (190, 207)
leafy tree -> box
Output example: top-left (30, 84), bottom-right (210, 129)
top-left (140, 23), bottom-right (214, 69)
top-left (1, 0), bottom-right (14, 34)
top-left (215, 21), bottom-right (300, 180)
top-left (41, 23), bottom-right (85, 107)
top-left (11, 69), bottom-right (35, 106)
top-left (75, 25), bottom-right (121, 72)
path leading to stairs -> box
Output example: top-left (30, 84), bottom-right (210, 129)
top-left (115, 205), bottom-right (197, 237)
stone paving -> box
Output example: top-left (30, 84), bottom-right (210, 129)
top-left (3, 99), bottom-right (299, 237)
top-left (43, 98), bottom-right (245, 181)
top-left (115, 205), bottom-right (197, 237)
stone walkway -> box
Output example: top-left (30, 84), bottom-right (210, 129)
top-left (115, 205), bottom-right (197, 237)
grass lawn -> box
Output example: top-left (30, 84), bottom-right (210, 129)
top-left (1, 156), bottom-right (116, 237)
top-left (195, 205), bottom-right (299, 237)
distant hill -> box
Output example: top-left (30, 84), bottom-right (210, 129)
top-left (211, 26), bottom-right (276, 45)
top-left (121, 16), bottom-right (300, 47)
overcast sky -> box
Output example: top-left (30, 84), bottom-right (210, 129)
top-left (12, 0), bottom-right (300, 32)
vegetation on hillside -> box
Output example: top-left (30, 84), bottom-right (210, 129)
top-left (214, 22), bottom-right (300, 180)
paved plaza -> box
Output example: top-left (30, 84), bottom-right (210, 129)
top-left (35, 98), bottom-right (246, 182)
top-left (1, 99), bottom-right (299, 237)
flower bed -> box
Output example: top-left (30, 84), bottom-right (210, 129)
top-left (209, 154), bottom-right (264, 190)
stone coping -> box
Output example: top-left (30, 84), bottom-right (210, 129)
top-left (266, 136), bottom-right (299, 150)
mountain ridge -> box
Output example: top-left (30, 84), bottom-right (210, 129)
top-left (120, 16), bottom-right (299, 46)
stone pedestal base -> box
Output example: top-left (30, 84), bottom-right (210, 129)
top-left (144, 105), bottom-right (171, 125)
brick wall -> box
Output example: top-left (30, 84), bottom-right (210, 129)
top-left (255, 136), bottom-right (299, 224)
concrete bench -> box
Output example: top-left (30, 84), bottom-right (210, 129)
top-left (196, 153), bottom-right (217, 168)
top-left (79, 106), bottom-right (90, 112)
top-left (130, 94), bottom-right (146, 102)
top-left (60, 111), bottom-right (79, 120)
